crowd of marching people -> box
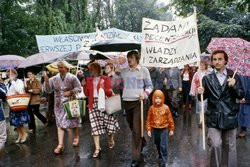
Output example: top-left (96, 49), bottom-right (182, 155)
top-left (0, 49), bottom-right (249, 167)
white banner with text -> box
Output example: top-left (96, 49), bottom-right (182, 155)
top-left (36, 28), bottom-right (142, 53)
top-left (141, 14), bottom-right (200, 67)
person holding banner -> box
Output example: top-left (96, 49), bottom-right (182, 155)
top-left (198, 50), bottom-right (244, 167)
top-left (117, 50), bottom-right (153, 167)
top-left (43, 61), bottom-right (82, 154)
top-left (6, 69), bottom-right (30, 144)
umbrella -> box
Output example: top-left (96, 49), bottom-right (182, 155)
top-left (200, 52), bottom-right (210, 63)
top-left (46, 62), bottom-right (76, 74)
top-left (97, 52), bottom-right (128, 69)
top-left (0, 55), bottom-right (25, 69)
top-left (90, 38), bottom-right (141, 52)
top-left (207, 38), bottom-right (250, 76)
top-left (64, 50), bottom-right (110, 60)
top-left (18, 52), bottom-right (65, 68)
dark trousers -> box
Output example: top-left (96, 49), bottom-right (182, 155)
top-left (241, 127), bottom-right (247, 131)
top-left (167, 88), bottom-right (179, 113)
top-left (28, 104), bottom-right (47, 130)
top-left (124, 100), bottom-right (146, 161)
top-left (182, 81), bottom-right (192, 104)
top-left (153, 128), bottom-right (168, 165)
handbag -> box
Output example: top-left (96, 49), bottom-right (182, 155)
top-left (105, 94), bottom-right (122, 115)
top-left (76, 87), bottom-right (86, 99)
top-left (6, 94), bottom-right (31, 111)
top-left (63, 97), bottom-right (86, 119)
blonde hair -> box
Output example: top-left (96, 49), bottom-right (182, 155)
top-left (57, 61), bottom-right (71, 71)
top-left (7, 68), bottom-right (18, 77)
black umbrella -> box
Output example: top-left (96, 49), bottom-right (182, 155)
top-left (90, 38), bottom-right (141, 52)
top-left (64, 50), bottom-right (110, 60)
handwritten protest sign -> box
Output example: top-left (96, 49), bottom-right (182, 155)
top-left (140, 14), bottom-right (200, 67)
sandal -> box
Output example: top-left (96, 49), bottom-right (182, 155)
top-left (92, 148), bottom-right (101, 158)
top-left (72, 137), bottom-right (79, 147)
top-left (15, 137), bottom-right (21, 144)
top-left (20, 133), bottom-right (28, 144)
top-left (53, 144), bottom-right (64, 155)
top-left (239, 131), bottom-right (246, 138)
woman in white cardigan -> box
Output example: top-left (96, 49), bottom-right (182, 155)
top-left (6, 69), bottom-right (29, 144)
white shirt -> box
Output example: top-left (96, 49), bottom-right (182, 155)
top-left (93, 77), bottom-right (100, 98)
top-left (183, 73), bottom-right (189, 81)
top-left (6, 79), bottom-right (25, 96)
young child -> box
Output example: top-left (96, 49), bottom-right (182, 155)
top-left (146, 90), bottom-right (174, 167)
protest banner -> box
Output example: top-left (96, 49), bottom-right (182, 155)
top-left (36, 28), bottom-right (142, 53)
top-left (140, 13), bottom-right (200, 68)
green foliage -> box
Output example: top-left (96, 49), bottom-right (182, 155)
top-left (0, 0), bottom-right (38, 56)
top-left (198, 14), bottom-right (245, 51)
top-left (0, 0), bottom-right (92, 56)
top-left (221, 0), bottom-right (250, 12)
top-left (112, 0), bottom-right (162, 31)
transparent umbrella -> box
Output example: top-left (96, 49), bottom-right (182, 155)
top-left (18, 52), bottom-right (65, 68)
top-left (0, 55), bottom-right (25, 69)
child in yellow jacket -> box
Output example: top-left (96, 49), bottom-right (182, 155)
top-left (146, 90), bottom-right (174, 167)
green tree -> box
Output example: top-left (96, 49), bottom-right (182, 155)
top-left (0, 0), bottom-right (38, 56)
top-left (112, 0), bottom-right (162, 31)
top-left (0, 0), bottom-right (93, 56)
top-left (166, 0), bottom-right (250, 51)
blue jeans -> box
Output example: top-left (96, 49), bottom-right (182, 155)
top-left (153, 128), bottom-right (168, 165)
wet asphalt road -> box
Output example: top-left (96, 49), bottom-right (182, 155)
top-left (0, 107), bottom-right (250, 167)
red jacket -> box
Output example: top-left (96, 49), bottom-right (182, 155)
top-left (84, 75), bottom-right (113, 110)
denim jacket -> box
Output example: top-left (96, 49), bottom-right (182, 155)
top-left (0, 83), bottom-right (7, 121)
